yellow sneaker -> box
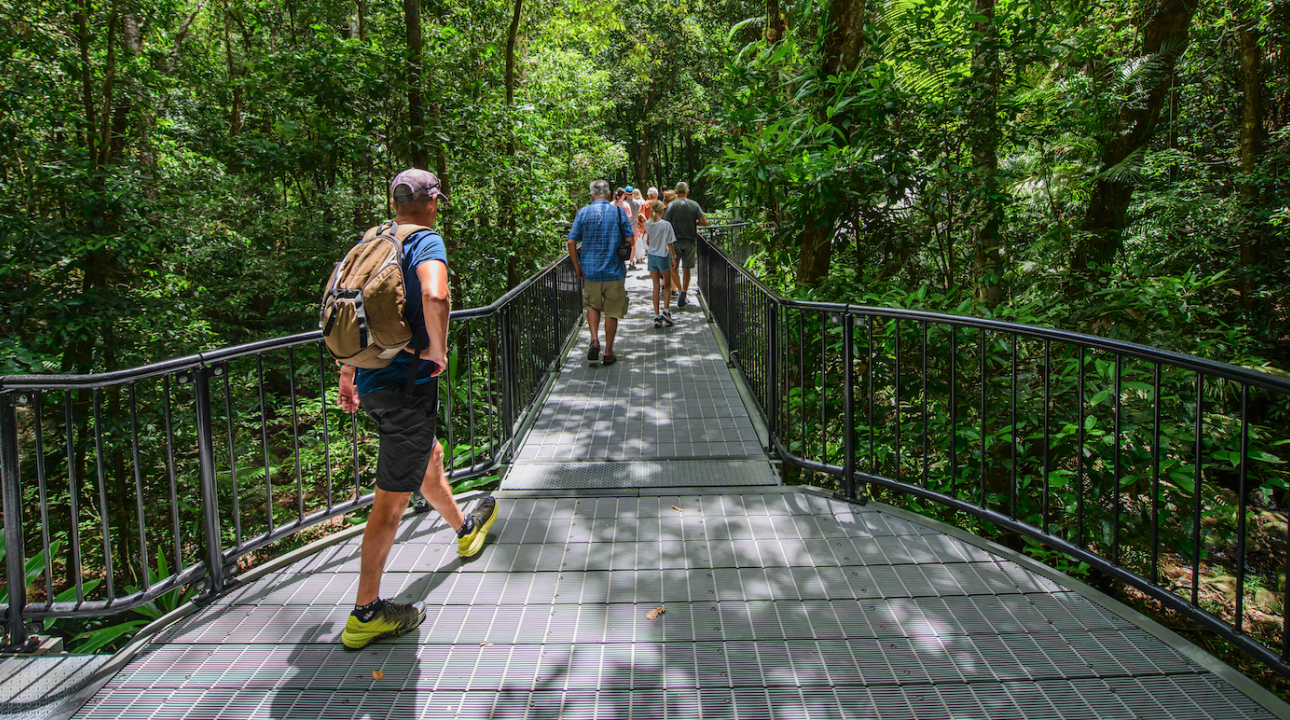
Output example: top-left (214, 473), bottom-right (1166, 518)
top-left (341, 600), bottom-right (426, 650)
top-left (457, 497), bottom-right (498, 558)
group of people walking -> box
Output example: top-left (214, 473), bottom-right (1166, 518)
top-left (332, 170), bottom-right (706, 650)
top-left (570, 179), bottom-right (708, 359)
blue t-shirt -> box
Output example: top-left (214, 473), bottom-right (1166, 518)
top-left (567, 199), bottom-right (633, 282)
top-left (356, 229), bottom-right (449, 396)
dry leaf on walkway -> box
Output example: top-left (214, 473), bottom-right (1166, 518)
top-left (372, 670), bottom-right (383, 680)
top-left (646, 606), bottom-right (666, 620)
top-left (672, 505), bottom-right (683, 512)
top-left (480, 641), bottom-right (494, 647)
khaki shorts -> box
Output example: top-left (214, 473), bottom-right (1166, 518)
top-left (583, 279), bottom-right (628, 318)
top-left (673, 239), bottom-right (697, 269)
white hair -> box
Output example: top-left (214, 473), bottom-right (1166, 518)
top-left (589, 180), bottom-right (610, 198)
top-left (675, 182), bottom-right (689, 195)
top-left (647, 186), bottom-right (658, 198)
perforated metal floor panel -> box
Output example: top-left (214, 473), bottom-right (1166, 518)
top-left (72, 490), bottom-right (1282, 719)
top-left (0, 654), bottom-right (109, 720)
top-left (502, 459), bottom-right (779, 490)
top-left (515, 274), bottom-right (766, 465)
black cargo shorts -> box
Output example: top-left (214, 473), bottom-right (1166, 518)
top-left (358, 380), bottom-right (440, 493)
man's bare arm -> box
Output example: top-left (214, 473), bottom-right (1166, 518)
top-left (567, 239), bottom-right (583, 279)
top-left (698, 216), bottom-right (709, 227)
top-left (417, 260), bottom-right (450, 377)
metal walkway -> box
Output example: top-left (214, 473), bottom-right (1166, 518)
top-left (68, 275), bottom-right (1287, 719)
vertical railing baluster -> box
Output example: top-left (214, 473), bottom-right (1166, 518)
top-left (922, 322), bottom-right (929, 489)
top-left (91, 388), bottom-right (115, 603)
top-left (799, 312), bottom-right (806, 460)
top-left (894, 319), bottom-right (901, 481)
top-left (468, 320), bottom-right (477, 471)
top-left (221, 369), bottom-right (241, 548)
top-left (867, 315), bottom-right (875, 475)
top-left (33, 392), bottom-right (53, 610)
top-left (820, 311), bottom-right (827, 465)
top-left (1076, 347), bottom-right (1086, 547)
top-left (317, 344), bottom-right (333, 509)
top-left (1151, 363), bottom-right (1161, 585)
top-left (1235, 383), bottom-right (1250, 633)
top-left (163, 376), bottom-right (182, 572)
top-left (256, 357), bottom-right (273, 534)
top-left (1010, 335), bottom-right (1017, 520)
top-left (288, 348), bottom-right (304, 521)
top-left (979, 328), bottom-right (987, 508)
top-left (1042, 341), bottom-right (1051, 535)
top-left (1112, 354), bottom-right (1122, 565)
top-left (841, 312), bottom-right (856, 501)
top-left (128, 383), bottom-right (150, 590)
top-left (950, 326), bottom-right (957, 497)
top-left (0, 391), bottom-right (28, 649)
top-left (1192, 374), bottom-right (1204, 606)
top-left (65, 394), bottom-right (83, 604)
top-left (194, 366), bottom-right (224, 596)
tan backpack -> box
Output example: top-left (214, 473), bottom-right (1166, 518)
top-left (320, 221), bottom-right (429, 368)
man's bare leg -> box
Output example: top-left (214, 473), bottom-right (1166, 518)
top-left (355, 487), bottom-right (412, 606)
top-left (355, 444), bottom-right (463, 607)
top-left (682, 267), bottom-right (692, 294)
top-left (651, 272), bottom-right (662, 315)
top-left (587, 307), bottom-right (602, 346)
top-left (417, 442), bottom-right (464, 532)
top-left (605, 316), bottom-right (618, 356)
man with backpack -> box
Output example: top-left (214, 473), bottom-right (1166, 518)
top-left (568, 179), bottom-right (635, 365)
top-left (329, 168), bottom-right (498, 650)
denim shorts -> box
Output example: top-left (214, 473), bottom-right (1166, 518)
top-left (647, 253), bottom-right (673, 273)
top-left (359, 380), bottom-right (439, 493)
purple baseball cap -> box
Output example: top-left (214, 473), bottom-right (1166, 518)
top-left (391, 168), bottom-right (449, 203)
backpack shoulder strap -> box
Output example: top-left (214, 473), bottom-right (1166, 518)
top-left (391, 223), bottom-right (431, 241)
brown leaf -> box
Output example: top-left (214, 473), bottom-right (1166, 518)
top-left (646, 606), bottom-right (666, 620)
top-left (672, 505), bottom-right (683, 512)
top-left (372, 670), bottom-right (384, 680)
top-left (480, 641), bottom-right (494, 647)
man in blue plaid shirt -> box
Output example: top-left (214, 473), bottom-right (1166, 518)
top-left (567, 179), bottom-right (635, 366)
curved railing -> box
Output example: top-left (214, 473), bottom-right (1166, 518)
top-left (0, 252), bottom-right (582, 649)
top-left (697, 222), bottom-right (1290, 677)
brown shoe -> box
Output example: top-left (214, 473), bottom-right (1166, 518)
top-left (601, 353), bottom-right (617, 366)
top-left (587, 343), bottom-right (600, 361)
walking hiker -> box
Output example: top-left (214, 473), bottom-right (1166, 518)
top-left (568, 179), bottom-right (634, 366)
top-left (334, 168), bottom-right (498, 650)
top-left (662, 181), bottom-right (707, 308)
top-left (643, 199), bottom-right (677, 328)
top-left (629, 188), bottom-right (647, 266)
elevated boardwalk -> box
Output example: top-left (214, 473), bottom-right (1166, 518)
top-left (68, 275), bottom-right (1286, 719)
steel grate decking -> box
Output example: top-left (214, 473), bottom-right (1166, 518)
top-left (73, 490), bottom-right (1279, 719)
top-left (67, 274), bottom-right (1286, 718)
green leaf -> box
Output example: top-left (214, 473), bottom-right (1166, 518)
top-left (71, 619), bottom-right (148, 654)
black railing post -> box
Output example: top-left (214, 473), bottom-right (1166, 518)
top-left (0, 390), bottom-right (28, 650)
top-left (194, 365), bottom-right (225, 597)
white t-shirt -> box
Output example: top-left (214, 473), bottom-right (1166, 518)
top-left (644, 219), bottom-right (676, 257)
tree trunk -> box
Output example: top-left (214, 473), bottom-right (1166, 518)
top-left (637, 122), bottom-right (650, 189)
top-left (223, 4), bottom-right (242, 139)
top-left (969, 0), bottom-right (1003, 307)
top-left (96, 0), bottom-right (120, 168)
top-left (822, 0), bottom-right (866, 78)
top-left (404, 0), bottom-right (428, 169)
top-left (1074, 0), bottom-right (1198, 278)
top-left (1238, 18), bottom-right (1264, 310)
top-left (357, 0), bottom-right (366, 42)
top-left (502, 0), bottom-right (523, 287)
top-left (76, 0), bottom-right (97, 161)
top-left (798, 0), bottom-right (866, 287)
top-left (766, 0), bottom-right (785, 43)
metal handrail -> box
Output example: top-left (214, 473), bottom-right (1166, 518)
top-left (0, 250), bottom-right (582, 649)
top-left (697, 223), bottom-right (1290, 677)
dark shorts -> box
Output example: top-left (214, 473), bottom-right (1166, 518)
top-left (359, 380), bottom-right (439, 493)
top-left (673, 239), bottom-right (697, 269)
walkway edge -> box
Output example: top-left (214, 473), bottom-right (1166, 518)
top-left (62, 490), bottom-right (488, 720)
top-left (820, 487), bottom-right (1290, 719)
